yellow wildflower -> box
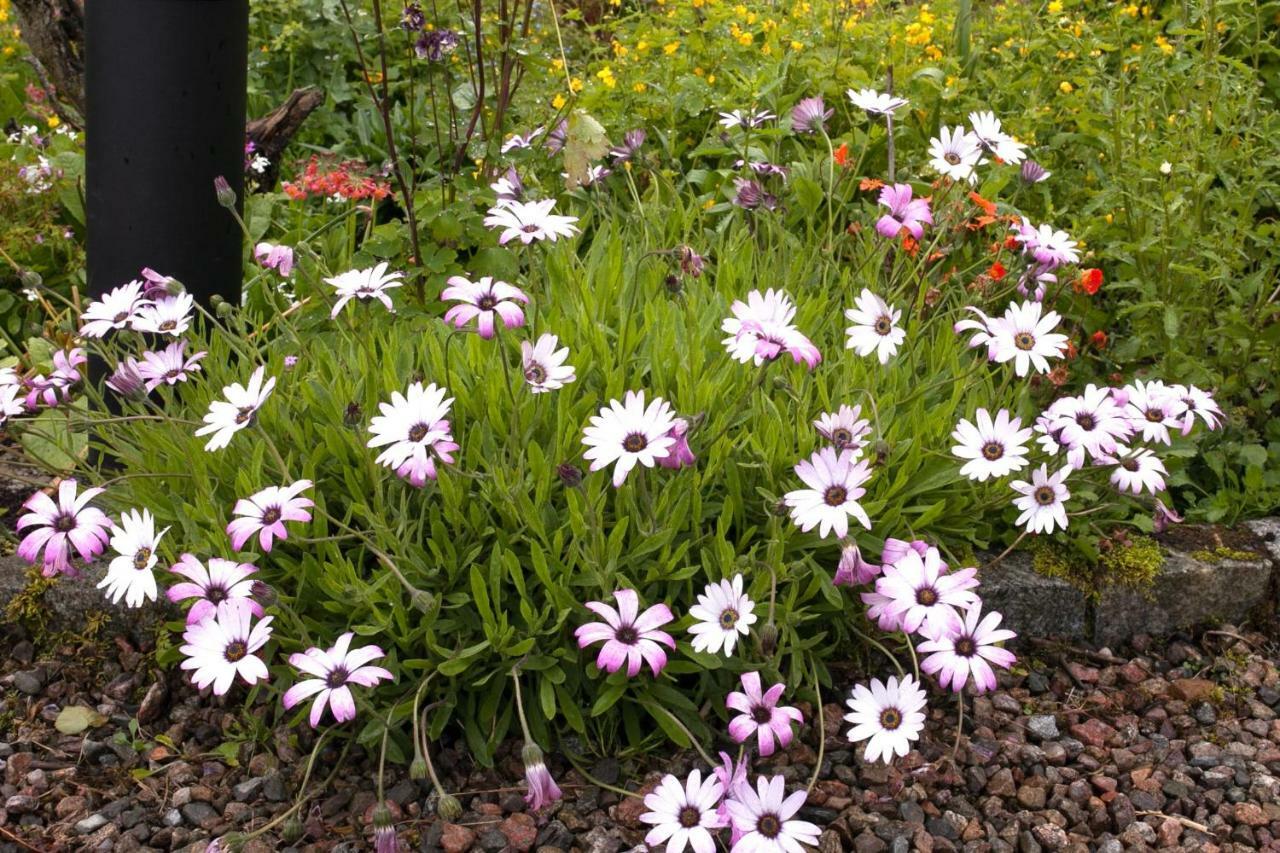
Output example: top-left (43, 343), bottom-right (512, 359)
top-left (552, 93), bottom-right (567, 110)
top-left (790, 40), bottom-right (804, 51)
top-left (1155, 35), bottom-right (1173, 55)
top-left (664, 40), bottom-right (680, 54)
top-left (569, 77), bottom-right (584, 93)
top-left (633, 82), bottom-right (647, 93)
top-left (1059, 80), bottom-right (1073, 94)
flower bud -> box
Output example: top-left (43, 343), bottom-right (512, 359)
top-left (250, 581), bottom-right (277, 607)
top-left (344, 402), bottom-right (363, 426)
top-left (436, 793), bottom-right (464, 821)
top-left (758, 622), bottom-right (779, 656)
top-left (557, 463), bottom-right (583, 488)
top-left (19, 269), bottom-right (42, 290)
top-left (873, 440), bottom-right (891, 466)
top-left (411, 589), bottom-right (435, 613)
top-left (281, 816), bottom-right (303, 843)
top-left (215, 300), bottom-right (235, 319)
top-left (214, 175), bottom-right (236, 208)
top-left (664, 274), bottom-right (683, 295)
top-left (410, 755), bottom-right (428, 780)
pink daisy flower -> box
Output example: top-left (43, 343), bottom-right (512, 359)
top-left (226, 480), bottom-right (315, 552)
top-left (167, 555), bottom-right (263, 625)
top-left (917, 604), bottom-right (1018, 693)
top-left (179, 598), bottom-right (273, 696)
top-left (16, 479), bottom-right (111, 578)
top-left (726, 672), bottom-right (803, 757)
top-left (874, 183), bottom-right (933, 240)
top-left (874, 547), bottom-right (979, 636)
top-left (441, 276), bottom-right (529, 339)
top-left (137, 340), bottom-right (207, 392)
top-left (282, 632), bottom-right (394, 726)
top-left (574, 589), bottom-right (675, 677)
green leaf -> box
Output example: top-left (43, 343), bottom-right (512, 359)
top-left (55, 705), bottom-right (107, 735)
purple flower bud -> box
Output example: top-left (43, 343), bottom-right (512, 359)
top-left (1152, 498), bottom-right (1183, 534)
top-left (1020, 160), bottom-right (1051, 184)
top-left (213, 175), bottom-right (236, 208)
top-left (834, 542), bottom-right (881, 587)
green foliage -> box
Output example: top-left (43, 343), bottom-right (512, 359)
top-left (1030, 534), bottom-right (1165, 599)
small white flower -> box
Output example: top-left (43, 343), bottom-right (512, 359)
top-left (951, 408), bottom-right (1033, 481)
top-left (1010, 464), bottom-right (1071, 534)
top-left (132, 293), bottom-right (194, 337)
top-left (1160, 161), bottom-right (1172, 175)
top-left (194, 366), bottom-right (276, 452)
top-left (98, 509), bottom-right (168, 608)
top-left (847, 88), bottom-right (908, 117)
top-left (483, 199), bottom-right (580, 245)
top-left (687, 574), bottom-right (757, 657)
top-left (844, 674), bottom-right (928, 764)
top-left (844, 289), bottom-right (905, 365)
top-left (928, 126), bottom-right (983, 183)
top-left (324, 262), bottom-right (404, 319)
top-left (783, 447), bottom-right (873, 539)
top-left (1104, 446), bottom-right (1168, 495)
top-left (638, 770), bottom-right (726, 853)
top-left (581, 390), bottom-right (676, 487)
top-left (521, 334), bottom-right (576, 394)
top-left (967, 110), bottom-right (1028, 165)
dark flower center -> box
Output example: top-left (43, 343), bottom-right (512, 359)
top-left (224, 641), bottom-right (248, 663)
top-left (916, 586), bottom-right (939, 607)
top-left (832, 427), bottom-right (853, 446)
top-left (525, 363), bottom-right (547, 384)
top-left (1033, 486), bottom-right (1056, 506)
top-left (1075, 413), bottom-right (1096, 430)
top-left (132, 547), bottom-right (152, 570)
top-left (261, 506), bottom-right (282, 525)
top-left (679, 806), bottom-right (702, 828)
top-left (1145, 409), bottom-right (1163, 423)
top-left (758, 814), bottom-right (781, 838)
top-left (752, 705), bottom-right (773, 725)
top-left (521, 224), bottom-right (540, 233)
top-left (874, 316), bottom-right (893, 336)
top-left (622, 433), bottom-right (648, 453)
top-left (719, 609), bottom-right (739, 630)
top-left (823, 486), bottom-right (848, 506)
top-left (614, 625), bottom-right (639, 645)
top-left (1014, 332), bottom-right (1035, 351)
top-left (113, 310), bottom-right (130, 323)
top-left (234, 406), bottom-right (256, 425)
top-left (325, 667), bottom-right (349, 688)
top-left (879, 707), bottom-right (902, 730)
top-left (158, 319), bottom-right (176, 331)
top-left (955, 636), bottom-right (977, 657)
top-left (165, 368), bottom-right (182, 380)
top-left (206, 584), bottom-right (227, 604)
top-left (945, 152), bottom-right (961, 165)
top-left (477, 294), bottom-right (497, 311)
top-left (52, 513), bottom-right (76, 533)
top-left (408, 422), bottom-right (430, 442)
top-left (1121, 458), bottom-right (1139, 472)
top-left (981, 441), bottom-right (1004, 461)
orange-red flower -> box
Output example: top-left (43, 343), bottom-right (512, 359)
top-left (858, 177), bottom-right (884, 192)
top-left (833, 143), bottom-right (849, 167)
top-left (1077, 268), bottom-right (1103, 295)
top-left (1091, 330), bottom-right (1108, 349)
top-left (988, 261), bottom-right (1007, 281)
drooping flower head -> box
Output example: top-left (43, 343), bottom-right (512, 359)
top-left (847, 88), bottom-right (908, 117)
top-left (106, 357), bottom-right (148, 399)
top-left (521, 742), bottom-right (562, 811)
top-left (17, 479), bottom-right (111, 578)
top-left (721, 289), bottom-right (821, 369)
top-left (99, 508), bottom-right (167, 608)
top-left (951, 408), bottom-right (1033, 482)
top-left (227, 480), bottom-right (315, 552)
top-left (521, 334), bottom-right (576, 394)
top-left (784, 447), bottom-right (873, 539)
top-left (575, 589), bottom-right (676, 677)
top-left (253, 242), bottom-right (295, 277)
top-left (325, 262), bottom-right (404, 319)
top-left (917, 604), bottom-right (1017, 693)
top-left (1020, 160), bottom-right (1051, 184)
top-left (845, 289), bottom-right (906, 365)
top-left (581, 390), bottom-right (677, 487)
top-left (491, 167), bottom-right (524, 206)
top-left (483, 199), bottom-right (580, 245)
top-left (441, 276), bottom-right (529, 339)
top-left (874, 183), bottom-right (933, 240)
top-left (610, 128), bottom-right (647, 163)
top-left (843, 674), bottom-right (928, 763)
top-left (500, 126), bottom-right (544, 153)
top-left (790, 96), bottom-right (833, 134)
top-left (179, 598), bottom-right (273, 696)
top-left (641, 770), bottom-right (727, 853)
top-left (724, 775), bottom-right (820, 853)
top-left (1153, 498), bottom-right (1184, 534)
top-left (1010, 464), bottom-right (1071, 534)
top-left (167, 555), bottom-right (263, 625)
top-left (726, 672), bottom-right (803, 757)
top-left (366, 382), bottom-right (458, 488)
top-left (282, 632), bottom-right (394, 726)
top-left (195, 366), bottom-right (276, 451)
top-left (657, 417), bottom-right (697, 470)
top-left (874, 547), bottom-right (979, 636)
top-left (687, 574), bottom-right (757, 657)
top-left (833, 541), bottom-right (881, 587)
top-left (813, 405), bottom-right (871, 453)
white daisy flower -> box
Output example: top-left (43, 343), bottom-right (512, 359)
top-left (324, 262), bottom-right (404, 319)
top-left (1168, 383), bottom-right (1223, 435)
top-left (846, 88), bottom-right (909, 117)
top-left (132, 293), bottom-right (194, 337)
top-left (783, 447), bottom-right (873, 539)
top-left (687, 574), bottom-right (757, 657)
top-left (366, 382), bottom-right (458, 488)
top-left (725, 775), bottom-right (820, 853)
top-left (521, 334), bottom-right (576, 394)
top-left (987, 300), bottom-right (1070, 377)
top-left (194, 366), bottom-right (276, 451)
top-left (844, 289), bottom-right (906, 365)
top-left (813, 404), bottom-right (871, 453)
top-left (1010, 464), bottom-right (1071, 534)
top-left (951, 408), bottom-right (1033, 481)
top-left (178, 598), bottom-right (273, 696)
top-left (1104, 446), bottom-right (1168, 495)
top-left (638, 770), bottom-right (726, 853)
top-left (718, 108), bottom-right (776, 129)
top-left (483, 198), bottom-right (580, 245)
top-left (79, 280), bottom-right (149, 338)
top-left (1121, 379), bottom-right (1181, 445)
top-left (581, 390), bottom-right (676, 487)
top-left (927, 125), bottom-right (983, 183)
top-left (98, 508), bottom-right (168, 608)
top-left (967, 110), bottom-right (1028, 165)
top-left (844, 674), bottom-right (928, 764)
top-left (1047, 384), bottom-right (1133, 467)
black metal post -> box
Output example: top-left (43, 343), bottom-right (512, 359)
top-left (86, 0), bottom-right (249, 306)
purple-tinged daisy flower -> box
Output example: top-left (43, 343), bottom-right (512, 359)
top-left (718, 108), bottom-right (775, 129)
top-left (106, 357), bottom-right (147, 399)
top-left (282, 632), bottom-right (393, 726)
top-left (951, 408), bottom-right (1033, 481)
top-left (843, 674), bottom-right (928, 763)
top-left (725, 775), bottom-right (820, 853)
top-left (546, 119), bottom-right (568, 154)
top-left (1012, 218), bottom-right (1080, 269)
top-left (441, 276), bottom-right (529, 339)
top-left (99, 508), bottom-right (167, 608)
top-left (522, 743), bottom-right (562, 811)
top-left (500, 126), bottom-right (544, 154)
top-left (882, 538), bottom-right (932, 567)
top-left (79, 280), bottom-right (149, 338)
top-left (784, 447), bottom-right (872, 539)
top-left (484, 198), bottom-right (580, 245)
top-left (640, 770), bottom-right (726, 853)
top-left (167, 555), bottom-right (263, 625)
top-left (1168, 384), bottom-right (1223, 435)
top-left (790, 96), bottom-right (833, 134)
top-left (574, 589), bottom-right (675, 677)
top-left (860, 589), bottom-right (903, 632)
top-left (726, 672), bottom-right (803, 757)
top-left (179, 598), bottom-right (273, 696)
top-left (1121, 379), bottom-right (1180, 445)
top-left (137, 340), bottom-right (207, 392)
top-left (732, 178), bottom-right (774, 211)
top-left (928, 126), bottom-right (983, 183)
top-left (1046, 384), bottom-right (1132, 467)
top-left (917, 604), bottom-right (1017, 693)
top-left (677, 245), bottom-right (705, 278)
top-left (227, 480), bottom-right (315, 552)
top-left (721, 289), bottom-right (821, 369)
top-left (687, 574), bottom-right (757, 657)
top-left (16, 479), bottom-right (111, 578)
top-left (24, 348), bottom-right (87, 408)
top-left (714, 751), bottom-right (750, 841)
top-left (874, 547), bottom-right (979, 636)
top-left (657, 418), bottom-right (696, 470)
top-left (874, 183), bottom-right (933, 240)
top-left (609, 128), bottom-right (647, 163)
top-left (814, 405), bottom-right (871, 453)
top-left (253, 242), bottom-right (295, 277)
top-left (581, 390), bottom-right (677, 487)
top-left (1020, 160), bottom-right (1051, 184)
top-left (0, 383), bottom-right (23, 425)
top-left (1010, 464), bottom-right (1071, 534)
top-left (968, 110), bottom-right (1028, 164)
top-left (847, 88), bottom-right (908, 117)
top-left (195, 366), bottom-right (276, 451)
top-left (132, 293), bottom-right (195, 337)
top-left (325, 262), bottom-right (404, 319)
top-left (833, 541), bottom-right (881, 587)
top-left (139, 267), bottom-right (176, 300)
top-left (845, 289), bottom-right (906, 365)
top-left (1153, 498), bottom-right (1184, 534)
top-left (522, 334), bottom-right (576, 393)
top-left (1103, 446), bottom-right (1168, 495)
top-left (985, 300), bottom-right (1069, 377)
top-left (490, 167), bottom-right (524, 207)
top-left (366, 382), bottom-right (458, 487)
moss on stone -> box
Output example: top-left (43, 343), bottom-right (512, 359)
top-left (1189, 546), bottom-right (1258, 564)
top-left (1030, 535), bottom-right (1164, 601)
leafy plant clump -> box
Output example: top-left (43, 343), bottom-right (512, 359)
top-left (1030, 533), bottom-right (1164, 600)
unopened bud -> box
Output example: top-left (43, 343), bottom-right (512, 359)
top-left (664, 274), bottom-right (682, 295)
top-left (250, 581), bottom-right (277, 607)
top-left (770, 499), bottom-right (788, 518)
top-left (411, 589), bottom-right (435, 613)
top-left (557, 463), bottom-right (583, 488)
top-left (165, 277), bottom-right (187, 296)
top-left (436, 793), bottom-right (463, 821)
top-left (215, 300), bottom-right (235, 319)
top-left (20, 269), bottom-right (42, 290)
top-left (873, 440), bottom-right (891, 466)
top-left (344, 402), bottom-right (363, 426)
top-left (409, 756), bottom-right (428, 780)
top-left (758, 623), bottom-right (779, 656)
top-left (214, 175), bottom-right (236, 208)
top-left (281, 816), bottom-right (303, 843)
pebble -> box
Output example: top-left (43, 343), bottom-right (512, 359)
top-left (1027, 715), bottom-right (1059, 741)
top-left (74, 814), bottom-right (108, 835)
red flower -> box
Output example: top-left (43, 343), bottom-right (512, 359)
top-left (988, 261), bottom-right (1007, 281)
top-left (1091, 330), bottom-right (1108, 349)
top-left (1003, 235), bottom-right (1020, 251)
top-left (1078, 268), bottom-right (1103, 295)
top-left (901, 236), bottom-right (919, 256)
top-left (858, 177), bottom-right (884, 192)
top-left (833, 143), bottom-right (849, 167)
